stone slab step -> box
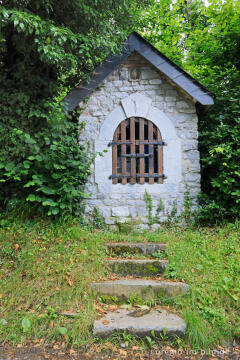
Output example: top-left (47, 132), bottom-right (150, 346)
top-left (107, 259), bottom-right (168, 276)
top-left (92, 279), bottom-right (189, 300)
top-left (93, 308), bottom-right (186, 338)
top-left (105, 242), bottom-right (168, 255)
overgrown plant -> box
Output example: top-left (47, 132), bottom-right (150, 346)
top-left (0, 0), bottom-right (151, 217)
top-left (0, 104), bottom-right (91, 216)
top-left (89, 207), bottom-right (106, 230)
top-left (144, 190), bottom-right (164, 225)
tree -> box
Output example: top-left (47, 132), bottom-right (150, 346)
top-left (0, 0), bottom-right (150, 216)
top-left (136, 0), bottom-right (240, 222)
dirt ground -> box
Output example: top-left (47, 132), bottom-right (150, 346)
top-left (0, 344), bottom-right (239, 360)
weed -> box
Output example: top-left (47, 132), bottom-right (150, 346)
top-left (152, 250), bottom-right (167, 260)
top-left (144, 190), bottom-right (164, 225)
top-left (89, 207), bottom-right (105, 229)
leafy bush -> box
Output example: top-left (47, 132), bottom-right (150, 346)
top-left (0, 98), bottom-right (91, 216)
top-left (199, 74), bottom-right (240, 223)
top-left (0, 0), bottom-right (150, 216)
top-left (137, 0), bottom-right (240, 223)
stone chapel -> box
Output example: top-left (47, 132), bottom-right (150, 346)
top-left (63, 32), bottom-right (214, 229)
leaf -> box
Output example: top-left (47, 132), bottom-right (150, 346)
top-left (23, 161), bottom-right (30, 169)
top-left (57, 327), bottom-right (67, 335)
top-left (22, 318), bottom-right (31, 332)
top-left (102, 320), bottom-right (109, 325)
top-left (27, 194), bottom-right (36, 202)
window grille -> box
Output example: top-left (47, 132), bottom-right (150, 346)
top-left (110, 117), bottom-right (166, 184)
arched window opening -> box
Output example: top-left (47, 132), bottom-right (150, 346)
top-left (110, 117), bottom-right (166, 184)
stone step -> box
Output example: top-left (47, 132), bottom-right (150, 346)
top-left (107, 259), bottom-right (168, 276)
top-left (105, 242), bottom-right (168, 256)
top-left (93, 307), bottom-right (186, 338)
top-left (92, 279), bottom-right (189, 300)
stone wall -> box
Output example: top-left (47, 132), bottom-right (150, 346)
top-left (78, 52), bottom-right (201, 229)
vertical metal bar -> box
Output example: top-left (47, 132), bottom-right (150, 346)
top-left (130, 117), bottom-right (136, 184)
top-left (112, 127), bottom-right (118, 184)
top-left (157, 128), bottom-right (163, 184)
top-left (139, 118), bottom-right (145, 184)
top-left (148, 121), bottom-right (154, 184)
top-left (121, 121), bottom-right (127, 185)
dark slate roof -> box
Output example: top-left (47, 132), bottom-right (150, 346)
top-left (63, 32), bottom-right (214, 111)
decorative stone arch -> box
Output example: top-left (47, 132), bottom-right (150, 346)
top-left (99, 93), bottom-right (177, 141)
top-left (95, 93), bottom-right (182, 194)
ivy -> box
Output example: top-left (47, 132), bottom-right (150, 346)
top-left (0, 0), bottom-right (151, 216)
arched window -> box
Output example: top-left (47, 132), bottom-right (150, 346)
top-left (110, 117), bottom-right (166, 184)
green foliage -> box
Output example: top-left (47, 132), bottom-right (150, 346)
top-left (0, 103), bottom-right (91, 216)
top-left (144, 190), bottom-right (164, 225)
top-left (199, 75), bottom-right (240, 223)
top-left (137, 0), bottom-right (240, 223)
top-left (89, 207), bottom-right (106, 230)
top-left (0, 0), bottom-right (151, 216)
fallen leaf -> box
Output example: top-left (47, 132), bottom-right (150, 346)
top-left (67, 279), bottom-right (73, 286)
top-left (132, 346), bottom-right (139, 351)
top-left (102, 320), bottom-right (109, 325)
top-left (95, 302), bottom-right (107, 314)
top-left (14, 244), bottom-right (19, 250)
top-left (119, 349), bottom-right (127, 356)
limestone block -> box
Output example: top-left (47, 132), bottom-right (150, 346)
top-left (121, 93), bottom-right (152, 118)
top-left (105, 217), bottom-right (115, 225)
top-left (151, 223), bottom-right (161, 231)
top-left (137, 207), bottom-right (147, 217)
top-left (165, 96), bottom-right (176, 102)
top-left (112, 207), bottom-right (130, 217)
top-left (183, 150), bottom-right (200, 161)
top-left (166, 90), bottom-right (178, 96)
top-left (119, 68), bottom-right (128, 80)
top-left (140, 80), bottom-right (150, 85)
top-left (149, 79), bottom-right (162, 84)
top-left (93, 308), bottom-right (186, 338)
top-left (188, 161), bottom-right (201, 172)
top-left (131, 85), bottom-right (145, 91)
top-left (112, 80), bottom-right (123, 86)
top-left (141, 69), bottom-right (159, 80)
top-left (184, 173), bottom-right (201, 183)
top-left (98, 207), bottom-right (111, 217)
top-left (179, 108), bottom-right (196, 113)
top-left (183, 141), bottom-right (198, 151)
top-left (176, 101), bottom-right (189, 109)
top-left (129, 207), bottom-right (137, 217)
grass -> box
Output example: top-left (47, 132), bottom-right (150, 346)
top-left (0, 215), bottom-right (239, 351)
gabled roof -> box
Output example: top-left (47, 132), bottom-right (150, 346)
top-left (63, 32), bottom-right (214, 111)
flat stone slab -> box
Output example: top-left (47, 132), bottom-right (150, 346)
top-left (107, 259), bottom-right (168, 276)
top-left (105, 242), bottom-right (168, 255)
top-left (93, 308), bottom-right (186, 338)
top-left (92, 279), bottom-right (189, 300)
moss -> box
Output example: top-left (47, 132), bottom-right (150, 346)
top-left (145, 264), bottom-right (159, 275)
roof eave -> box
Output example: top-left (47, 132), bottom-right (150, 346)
top-left (63, 32), bottom-right (214, 111)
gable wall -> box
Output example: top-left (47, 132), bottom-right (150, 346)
top-left (78, 52), bottom-right (200, 229)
